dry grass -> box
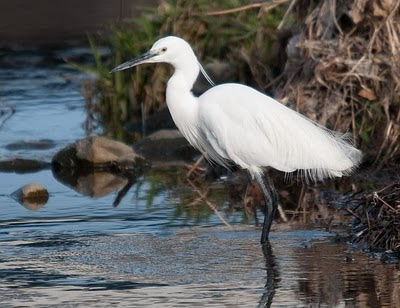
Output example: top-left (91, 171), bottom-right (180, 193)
top-left (276, 0), bottom-right (400, 169)
top-left (349, 182), bottom-right (400, 252)
top-left (81, 0), bottom-right (400, 167)
top-left (78, 0), bottom-right (288, 139)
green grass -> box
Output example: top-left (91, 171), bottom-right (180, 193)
top-left (76, 0), bottom-right (288, 140)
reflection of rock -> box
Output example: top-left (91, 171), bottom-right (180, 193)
top-left (135, 129), bottom-right (199, 165)
top-left (11, 183), bottom-right (49, 210)
top-left (52, 135), bottom-right (147, 171)
top-left (52, 166), bottom-right (134, 201)
top-left (76, 172), bottom-right (128, 198)
top-left (0, 158), bottom-right (50, 173)
top-left (52, 136), bottom-right (145, 202)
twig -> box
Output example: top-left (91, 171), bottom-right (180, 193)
top-left (366, 209), bottom-right (371, 229)
top-left (187, 179), bottom-right (232, 228)
top-left (205, 0), bottom-right (289, 16)
top-left (186, 155), bottom-right (205, 178)
top-left (345, 207), bottom-right (362, 221)
top-left (330, 0), bottom-right (343, 36)
top-left (277, 0), bottom-right (297, 30)
top-left (373, 192), bottom-right (397, 212)
top-left (277, 204), bottom-right (288, 222)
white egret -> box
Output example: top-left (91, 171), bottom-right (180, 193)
top-left (111, 36), bottom-right (362, 244)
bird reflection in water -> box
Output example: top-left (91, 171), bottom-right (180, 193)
top-left (258, 243), bottom-right (279, 308)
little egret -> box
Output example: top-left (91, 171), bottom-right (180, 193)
top-left (111, 36), bottom-right (362, 244)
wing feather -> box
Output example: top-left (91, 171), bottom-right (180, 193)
top-left (197, 84), bottom-right (362, 181)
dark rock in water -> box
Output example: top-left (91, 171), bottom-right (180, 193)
top-left (146, 129), bottom-right (184, 140)
top-left (11, 183), bottom-right (49, 210)
top-left (5, 139), bottom-right (55, 151)
top-left (134, 129), bottom-right (199, 165)
top-left (0, 158), bottom-right (50, 173)
top-left (52, 135), bottom-right (147, 172)
top-left (52, 136), bottom-right (146, 202)
top-left (124, 107), bottom-right (176, 136)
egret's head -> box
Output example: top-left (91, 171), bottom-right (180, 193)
top-left (111, 36), bottom-right (195, 73)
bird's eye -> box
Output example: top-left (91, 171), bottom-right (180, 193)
top-left (161, 47), bottom-right (167, 53)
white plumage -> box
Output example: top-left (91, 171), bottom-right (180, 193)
top-left (197, 83), bottom-right (361, 181)
top-left (111, 36), bottom-right (362, 243)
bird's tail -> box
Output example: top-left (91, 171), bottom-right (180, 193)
top-left (300, 130), bottom-right (362, 183)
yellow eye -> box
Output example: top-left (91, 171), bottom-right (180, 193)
top-left (161, 47), bottom-right (167, 52)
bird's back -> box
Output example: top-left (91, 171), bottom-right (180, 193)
top-left (197, 83), bottom-right (362, 181)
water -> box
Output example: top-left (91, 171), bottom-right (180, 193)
top-left (0, 46), bottom-right (399, 307)
top-left (0, 45), bottom-right (104, 160)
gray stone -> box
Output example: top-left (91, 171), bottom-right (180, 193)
top-left (52, 135), bottom-right (146, 171)
top-left (0, 159), bottom-right (49, 173)
top-left (147, 129), bottom-right (183, 141)
top-left (5, 139), bottom-right (55, 151)
top-left (76, 136), bottom-right (136, 164)
top-left (11, 183), bottom-right (49, 210)
top-left (135, 129), bottom-right (199, 166)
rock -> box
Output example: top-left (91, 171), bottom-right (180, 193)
top-left (11, 183), bottom-right (49, 210)
top-left (146, 129), bottom-right (183, 140)
top-left (135, 129), bottom-right (199, 165)
top-left (124, 107), bottom-right (176, 136)
top-left (52, 135), bottom-right (147, 172)
top-left (5, 139), bottom-right (55, 151)
top-left (52, 136), bottom-right (147, 198)
top-left (76, 136), bottom-right (134, 164)
top-left (0, 158), bottom-right (50, 173)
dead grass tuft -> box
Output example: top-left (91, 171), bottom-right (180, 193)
top-left (349, 181), bottom-right (400, 253)
top-left (276, 0), bottom-right (400, 169)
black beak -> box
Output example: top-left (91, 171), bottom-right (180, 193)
top-left (110, 51), bottom-right (157, 73)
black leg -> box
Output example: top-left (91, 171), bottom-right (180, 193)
top-left (254, 172), bottom-right (278, 244)
top-left (263, 172), bottom-right (278, 207)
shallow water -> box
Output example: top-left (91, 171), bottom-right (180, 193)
top-left (0, 44), bottom-right (104, 160)
top-left (0, 46), bottom-right (399, 307)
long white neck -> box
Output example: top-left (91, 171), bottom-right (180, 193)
top-left (166, 53), bottom-right (200, 146)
